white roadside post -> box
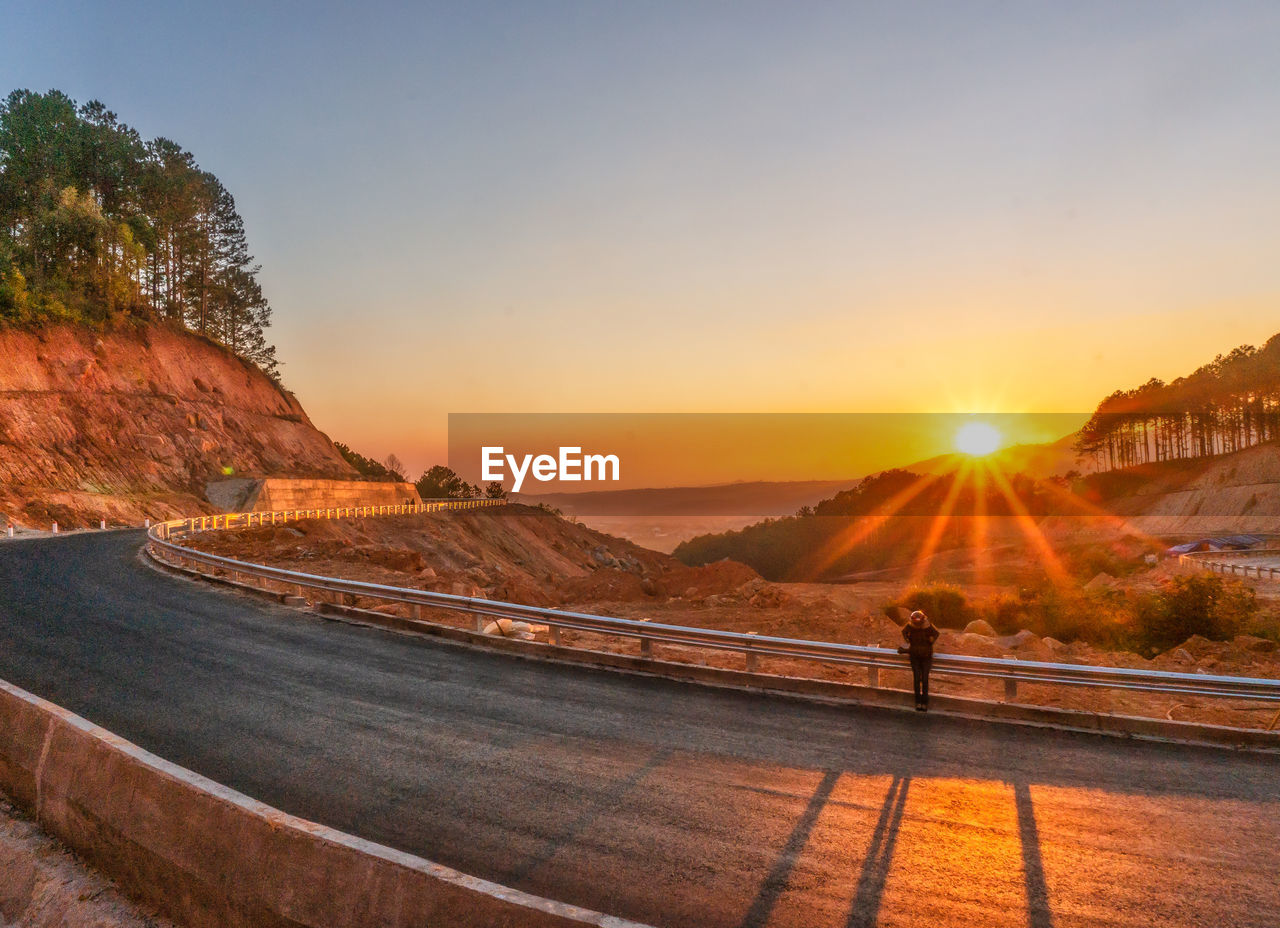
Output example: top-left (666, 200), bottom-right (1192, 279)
top-left (51, 521), bottom-right (58, 533)
top-left (745, 631), bottom-right (759, 673)
top-left (100, 519), bottom-right (106, 530)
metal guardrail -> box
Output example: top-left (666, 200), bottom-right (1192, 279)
top-left (145, 503), bottom-right (1280, 705)
top-left (1180, 549), bottom-right (1280, 581)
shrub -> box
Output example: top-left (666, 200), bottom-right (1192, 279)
top-left (1133, 575), bottom-right (1257, 653)
top-left (976, 586), bottom-right (1129, 649)
top-left (979, 593), bottom-right (1027, 635)
top-left (887, 584), bottom-right (973, 629)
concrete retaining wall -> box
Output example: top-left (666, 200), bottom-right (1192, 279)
top-left (206, 478), bottom-right (422, 513)
top-left (0, 679), bottom-right (648, 928)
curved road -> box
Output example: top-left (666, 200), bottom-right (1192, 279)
top-left (1, 531), bottom-right (1277, 928)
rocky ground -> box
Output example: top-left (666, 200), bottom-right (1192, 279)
top-left (0, 797), bottom-right (175, 928)
top-left (182, 506), bottom-right (1280, 731)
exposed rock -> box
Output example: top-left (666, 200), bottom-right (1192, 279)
top-left (1084, 572), bottom-right (1118, 592)
top-left (1234, 635), bottom-right (1278, 653)
top-left (1175, 635), bottom-right (1220, 658)
top-left (0, 323), bottom-right (356, 527)
top-left (942, 632), bottom-right (1006, 658)
top-left (963, 619), bottom-right (996, 637)
top-left (997, 629), bottom-right (1041, 650)
top-left (589, 545), bottom-right (619, 568)
top-left (482, 618), bottom-right (535, 640)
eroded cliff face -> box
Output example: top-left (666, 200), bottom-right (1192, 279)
top-left (0, 323), bottom-right (356, 527)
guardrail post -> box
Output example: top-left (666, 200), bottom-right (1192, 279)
top-left (549, 624), bottom-right (561, 645)
top-left (1004, 678), bottom-right (1018, 701)
top-left (639, 618), bottom-right (652, 658)
top-left (745, 631), bottom-right (759, 672)
top-left (411, 604), bottom-right (422, 620)
top-left (868, 663), bottom-right (880, 688)
top-left (474, 613), bottom-right (485, 632)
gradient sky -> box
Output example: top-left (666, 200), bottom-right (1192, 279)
top-left (5, 1), bottom-right (1279, 479)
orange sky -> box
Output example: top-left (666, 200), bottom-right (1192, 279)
top-left (445, 413), bottom-right (1089, 490)
top-left (297, 313), bottom-right (1277, 484)
top-left (13, 4), bottom-right (1276, 479)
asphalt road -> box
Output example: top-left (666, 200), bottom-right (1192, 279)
top-left (1, 531), bottom-right (1277, 928)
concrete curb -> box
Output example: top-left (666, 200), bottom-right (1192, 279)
top-left (144, 547), bottom-right (1280, 752)
top-left (0, 678), bottom-right (652, 928)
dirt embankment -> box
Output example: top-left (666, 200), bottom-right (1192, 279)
top-left (1095, 441), bottom-right (1280, 534)
top-left (0, 323), bottom-right (356, 528)
top-left (183, 505), bottom-right (1280, 730)
top-left (0, 796), bottom-right (175, 928)
top-left (185, 503), bottom-right (759, 607)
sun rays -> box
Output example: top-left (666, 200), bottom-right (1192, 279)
top-left (799, 450), bottom-right (1109, 588)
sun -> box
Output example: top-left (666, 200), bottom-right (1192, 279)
top-left (954, 421), bottom-right (1003, 457)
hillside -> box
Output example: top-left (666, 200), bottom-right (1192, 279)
top-left (1081, 440), bottom-right (1280, 533)
top-left (183, 503), bottom-right (759, 606)
top-left (899, 432), bottom-right (1090, 480)
top-left (0, 323), bottom-right (356, 527)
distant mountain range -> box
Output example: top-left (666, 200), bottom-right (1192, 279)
top-left (895, 432), bottom-right (1090, 480)
top-left (517, 479), bottom-right (862, 517)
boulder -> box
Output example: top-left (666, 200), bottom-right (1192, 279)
top-left (589, 545), bottom-right (619, 568)
top-left (481, 618), bottom-right (535, 639)
top-left (749, 586), bottom-right (792, 608)
top-left (952, 633), bottom-right (1005, 658)
top-left (1233, 634), bottom-right (1278, 654)
top-left (1084, 572), bottom-right (1118, 592)
top-left (1174, 635), bottom-right (1219, 658)
top-left (963, 619), bottom-right (996, 637)
top-left (997, 629), bottom-right (1041, 650)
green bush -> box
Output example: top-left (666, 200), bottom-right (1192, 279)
top-left (1133, 574), bottom-right (1257, 653)
top-left (887, 584), bottom-right (973, 629)
top-left (974, 587), bottom-right (1129, 649)
top-left (980, 593), bottom-right (1027, 635)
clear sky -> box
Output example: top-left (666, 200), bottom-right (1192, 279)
top-left (4, 1), bottom-right (1279, 479)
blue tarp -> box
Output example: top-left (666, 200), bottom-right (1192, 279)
top-left (1166, 535), bottom-right (1266, 555)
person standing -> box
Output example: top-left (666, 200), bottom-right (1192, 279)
top-left (901, 610), bottom-right (939, 711)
